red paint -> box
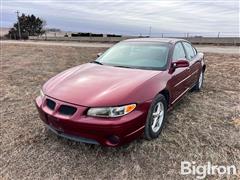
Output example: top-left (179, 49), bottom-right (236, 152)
top-left (35, 38), bottom-right (205, 147)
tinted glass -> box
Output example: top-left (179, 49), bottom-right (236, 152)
top-left (192, 47), bottom-right (197, 55)
top-left (172, 42), bottom-right (186, 61)
top-left (183, 42), bottom-right (195, 60)
top-left (97, 42), bottom-right (169, 69)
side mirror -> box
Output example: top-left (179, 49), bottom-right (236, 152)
top-left (172, 59), bottom-right (189, 69)
top-left (97, 52), bottom-right (102, 57)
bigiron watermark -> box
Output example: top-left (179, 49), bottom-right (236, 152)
top-left (180, 161), bottom-right (238, 179)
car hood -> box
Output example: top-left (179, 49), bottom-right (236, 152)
top-left (43, 63), bottom-right (160, 106)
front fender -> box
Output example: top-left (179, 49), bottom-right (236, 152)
top-left (125, 71), bottom-right (170, 103)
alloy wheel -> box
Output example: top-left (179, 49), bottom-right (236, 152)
top-left (151, 102), bottom-right (164, 133)
top-left (198, 71), bottom-right (203, 89)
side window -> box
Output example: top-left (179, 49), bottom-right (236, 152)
top-left (172, 42), bottom-right (186, 61)
top-left (182, 42), bottom-right (195, 60)
top-left (192, 47), bottom-right (197, 56)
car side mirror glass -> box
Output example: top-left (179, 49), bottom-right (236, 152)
top-left (97, 52), bottom-right (102, 57)
top-left (172, 59), bottom-right (189, 69)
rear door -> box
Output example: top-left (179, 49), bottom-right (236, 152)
top-left (168, 42), bottom-right (190, 103)
top-left (182, 42), bottom-right (201, 88)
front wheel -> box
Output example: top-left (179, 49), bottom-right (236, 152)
top-left (144, 94), bottom-right (167, 140)
top-left (192, 71), bottom-right (204, 91)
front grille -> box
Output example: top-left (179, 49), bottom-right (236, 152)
top-left (46, 99), bottom-right (56, 110)
top-left (59, 105), bottom-right (77, 116)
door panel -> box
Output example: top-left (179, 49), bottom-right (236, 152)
top-left (182, 42), bottom-right (201, 88)
top-left (188, 57), bottom-right (201, 88)
top-left (168, 67), bottom-right (190, 104)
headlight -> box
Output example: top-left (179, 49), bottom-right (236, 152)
top-left (87, 104), bottom-right (136, 117)
top-left (40, 89), bottom-right (44, 99)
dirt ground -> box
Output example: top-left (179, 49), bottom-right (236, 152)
top-left (0, 43), bottom-right (240, 179)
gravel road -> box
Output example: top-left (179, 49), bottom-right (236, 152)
top-left (1, 40), bottom-right (239, 54)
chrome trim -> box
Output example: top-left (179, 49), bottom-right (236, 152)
top-left (125, 125), bottom-right (145, 138)
top-left (174, 69), bottom-right (199, 88)
top-left (171, 87), bottom-right (190, 104)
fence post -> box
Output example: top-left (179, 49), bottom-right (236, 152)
top-left (233, 39), bottom-right (236, 46)
top-left (217, 32), bottom-right (220, 46)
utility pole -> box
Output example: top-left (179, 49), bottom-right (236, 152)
top-left (149, 26), bottom-right (152, 37)
top-left (15, 10), bottom-right (21, 40)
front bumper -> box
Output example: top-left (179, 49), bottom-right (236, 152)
top-left (35, 96), bottom-right (151, 147)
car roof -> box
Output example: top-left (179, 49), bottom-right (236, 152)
top-left (123, 38), bottom-right (188, 44)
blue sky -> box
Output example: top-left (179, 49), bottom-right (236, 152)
top-left (1, 0), bottom-right (239, 36)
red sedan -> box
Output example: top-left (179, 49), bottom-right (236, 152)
top-left (35, 38), bottom-right (206, 147)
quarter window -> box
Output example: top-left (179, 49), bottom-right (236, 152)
top-left (172, 42), bottom-right (186, 61)
top-left (182, 42), bottom-right (195, 60)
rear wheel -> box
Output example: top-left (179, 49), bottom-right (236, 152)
top-left (144, 94), bottom-right (167, 140)
top-left (192, 70), bottom-right (204, 91)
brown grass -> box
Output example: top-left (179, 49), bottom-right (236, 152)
top-left (0, 44), bottom-right (240, 179)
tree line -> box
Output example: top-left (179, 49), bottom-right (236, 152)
top-left (7, 13), bottom-right (45, 39)
top-left (6, 13), bottom-right (123, 40)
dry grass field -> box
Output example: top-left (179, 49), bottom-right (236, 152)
top-left (1, 43), bottom-right (240, 179)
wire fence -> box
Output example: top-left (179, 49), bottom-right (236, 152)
top-left (33, 31), bottom-right (240, 38)
top-left (150, 32), bottom-right (239, 38)
top-left (28, 35), bottom-right (240, 46)
top-left (2, 28), bottom-right (239, 45)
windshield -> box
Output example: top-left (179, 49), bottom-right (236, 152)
top-left (96, 42), bottom-right (169, 70)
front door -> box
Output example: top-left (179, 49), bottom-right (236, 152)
top-left (168, 42), bottom-right (190, 104)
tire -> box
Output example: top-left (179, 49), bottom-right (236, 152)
top-left (192, 70), bottom-right (204, 91)
top-left (144, 94), bottom-right (167, 140)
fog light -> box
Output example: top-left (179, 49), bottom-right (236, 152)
top-left (107, 135), bottom-right (120, 145)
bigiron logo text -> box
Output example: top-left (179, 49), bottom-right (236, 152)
top-left (181, 161), bottom-right (238, 179)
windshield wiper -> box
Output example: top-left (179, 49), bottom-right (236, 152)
top-left (113, 65), bottom-right (133, 69)
top-left (91, 61), bottom-right (103, 65)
